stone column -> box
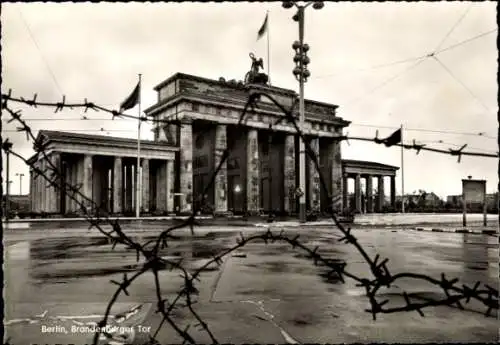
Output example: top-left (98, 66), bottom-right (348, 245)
top-left (246, 129), bottom-right (260, 214)
top-left (49, 153), bottom-right (61, 214)
top-left (214, 124), bottom-right (228, 213)
top-left (328, 140), bottom-right (343, 212)
top-left (166, 159), bottom-right (175, 213)
top-left (354, 174), bottom-right (361, 213)
top-left (41, 158), bottom-right (48, 213)
top-left (82, 155), bottom-right (93, 213)
top-left (113, 157), bottom-right (123, 214)
top-left (366, 175), bottom-right (374, 213)
top-left (34, 167), bottom-right (37, 212)
top-left (71, 159), bottom-right (79, 212)
top-left (179, 122), bottom-right (193, 213)
top-left (390, 176), bottom-right (396, 209)
top-left (36, 164), bottom-right (41, 212)
top-left (61, 161), bottom-right (65, 214)
top-left (32, 165), bottom-right (37, 212)
top-left (342, 175), bottom-right (348, 211)
top-left (37, 161), bottom-right (42, 212)
top-left (377, 175), bottom-right (385, 212)
top-left (308, 138), bottom-right (320, 212)
top-left (40, 160), bottom-right (45, 212)
top-left (156, 162), bottom-right (166, 212)
top-left (283, 134), bottom-right (296, 214)
top-left (141, 159), bottom-right (150, 213)
top-left (42, 159), bottom-right (48, 213)
top-left (125, 163), bottom-right (134, 213)
top-left (44, 158), bottom-right (49, 212)
top-left (29, 168), bottom-right (34, 212)
top-left (66, 160), bottom-right (72, 213)
top-left (93, 163), bottom-right (103, 212)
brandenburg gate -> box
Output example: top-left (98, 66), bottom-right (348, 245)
top-left (28, 70), bottom-right (399, 216)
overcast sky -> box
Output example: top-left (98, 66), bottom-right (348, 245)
top-left (1, 2), bottom-right (498, 199)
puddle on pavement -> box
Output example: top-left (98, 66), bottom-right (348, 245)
top-left (26, 235), bottom-right (233, 280)
top-left (244, 261), bottom-right (311, 275)
top-left (293, 248), bottom-right (344, 260)
top-left (291, 314), bottom-right (316, 326)
top-left (466, 265), bottom-right (488, 271)
top-left (318, 268), bottom-right (344, 284)
top-left (30, 237), bottom-right (111, 260)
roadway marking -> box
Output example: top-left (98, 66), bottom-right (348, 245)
top-left (241, 299), bottom-right (300, 344)
top-left (209, 256), bottom-right (231, 302)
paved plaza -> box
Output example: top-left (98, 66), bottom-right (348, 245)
top-left (3, 214), bottom-right (499, 344)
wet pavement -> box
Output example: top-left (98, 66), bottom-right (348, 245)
top-left (3, 221), bottom-right (499, 344)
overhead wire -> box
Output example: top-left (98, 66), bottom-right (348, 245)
top-left (343, 57), bottom-right (427, 106)
top-left (312, 28), bottom-right (496, 80)
top-left (2, 117), bottom-right (137, 121)
top-left (344, 4), bottom-right (473, 107)
top-left (419, 139), bottom-right (497, 154)
top-left (2, 129), bottom-right (137, 133)
top-left (433, 4), bottom-right (472, 52)
top-left (431, 56), bottom-right (494, 115)
top-left (17, 9), bottom-right (64, 96)
top-left (311, 54), bottom-right (427, 80)
top-left (3, 114), bottom-right (494, 140)
top-left (405, 127), bottom-right (496, 140)
top-left (340, 8), bottom-right (496, 124)
top-left (349, 123), bottom-right (496, 140)
top-left (434, 28), bottom-right (497, 55)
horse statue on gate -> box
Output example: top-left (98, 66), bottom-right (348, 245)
top-left (244, 53), bottom-right (269, 85)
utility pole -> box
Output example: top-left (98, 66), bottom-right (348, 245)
top-left (3, 140), bottom-right (13, 220)
top-left (401, 124), bottom-right (405, 213)
top-left (136, 73), bottom-right (142, 219)
top-left (283, 1), bottom-right (324, 222)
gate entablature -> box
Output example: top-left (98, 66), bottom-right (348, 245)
top-left (145, 72), bottom-right (350, 139)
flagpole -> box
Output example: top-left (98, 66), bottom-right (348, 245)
top-left (266, 10), bottom-right (271, 85)
top-left (136, 74), bottom-right (142, 219)
top-left (401, 124), bottom-right (405, 213)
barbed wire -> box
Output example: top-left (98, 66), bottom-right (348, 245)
top-left (2, 90), bottom-right (498, 345)
top-left (1, 91), bottom-right (156, 124)
top-left (4, 117), bottom-right (496, 142)
top-left (2, 91), bottom-right (497, 161)
top-left (339, 133), bottom-right (498, 161)
top-left (350, 123), bottom-right (496, 140)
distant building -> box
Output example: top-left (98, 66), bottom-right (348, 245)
top-left (446, 194), bottom-right (463, 206)
top-left (2, 194), bottom-right (30, 216)
top-left (422, 192), bottom-right (442, 208)
top-left (446, 192), bottom-right (498, 212)
top-left (486, 192), bottom-right (499, 210)
top-left (396, 191), bottom-right (443, 209)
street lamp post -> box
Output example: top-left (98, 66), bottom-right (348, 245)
top-left (16, 173), bottom-right (24, 195)
top-left (2, 140), bottom-right (13, 220)
top-left (5, 180), bottom-right (13, 220)
top-left (283, 1), bottom-right (324, 223)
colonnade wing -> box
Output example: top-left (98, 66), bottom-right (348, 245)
top-left (341, 160), bottom-right (399, 213)
top-left (28, 131), bottom-right (177, 216)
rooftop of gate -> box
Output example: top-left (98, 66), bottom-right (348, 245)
top-left (148, 72), bottom-right (342, 120)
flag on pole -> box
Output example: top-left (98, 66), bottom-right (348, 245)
top-left (257, 13), bottom-right (268, 40)
top-left (119, 82), bottom-right (140, 112)
top-left (383, 128), bottom-right (402, 147)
